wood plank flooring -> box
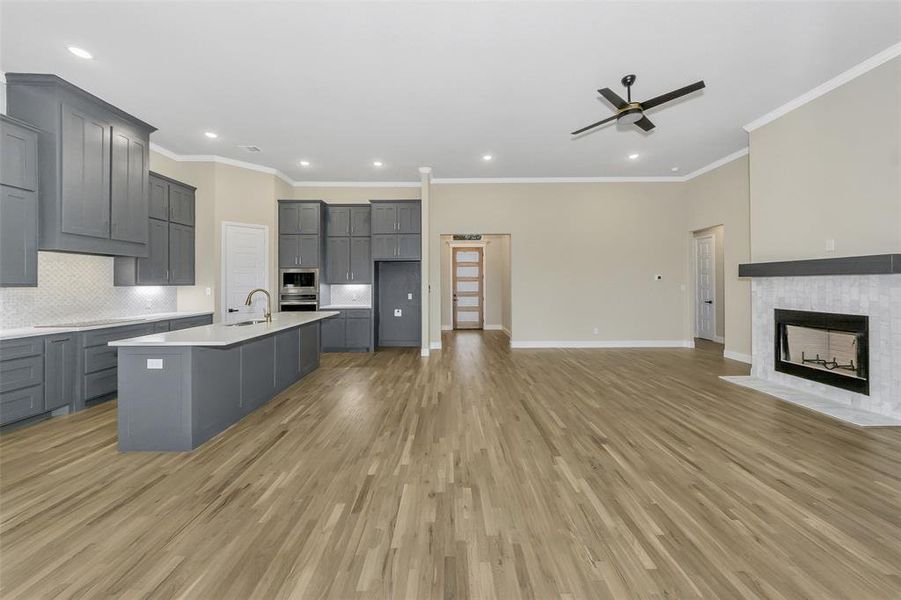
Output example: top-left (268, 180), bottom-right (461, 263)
top-left (2, 332), bottom-right (901, 599)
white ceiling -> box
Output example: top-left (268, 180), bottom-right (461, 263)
top-left (2, 1), bottom-right (899, 182)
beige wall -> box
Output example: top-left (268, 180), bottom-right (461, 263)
top-left (750, 56), bottom-right (901, 261)
top-left (684, 155), bottom-right (751, 359)
top-left (440, 234), bottom-right (511, 331)
top-left (290, 186), bottom-right (418, 204)
top-left (693, 225), bottom-right (725, 340)
top-left (429, 182), bottom-right (689, 346)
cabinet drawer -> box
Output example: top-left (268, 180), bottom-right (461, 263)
top-left (344, 309), bottom-right (372, 319)
top-left (84, 345), bottom-right (118, 374)
top-left (84, 367), bottom-right (117, 400)
top-left (169, 315), bottom-right (212, 331)
top-left (0, 336), bottom-right (43, 361)
top-left (82, 324), bottom-right (155, 348)
top-left (1, 385), bottom-right (44, 425)
top-left (0, 355), bottom-right (43, 393)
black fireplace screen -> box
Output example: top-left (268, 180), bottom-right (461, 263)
top-left (774, 309), bottom-right (869, 395)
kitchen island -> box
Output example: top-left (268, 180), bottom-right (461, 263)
top-left (110, 312), bottom-right (337, 451)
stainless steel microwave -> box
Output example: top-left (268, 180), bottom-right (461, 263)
top-left (280, 268), bottom-right (318, 294)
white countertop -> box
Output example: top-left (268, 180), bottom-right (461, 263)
top-left (109, 311), bottom-right (338, 347)
top-left (0, 311), bottom-right (215, 341)
top-left (319, 304), bottom-right (372, 310)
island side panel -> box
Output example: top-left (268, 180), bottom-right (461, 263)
top-left (241, 336), bottom-right (277, 412)
top-left (191, 345), bottom-right (243, 448)
top-left (117, 347), bottom-right (192, 452)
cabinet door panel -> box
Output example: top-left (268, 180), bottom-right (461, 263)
top-left (397, 234), bottom-right (421, 259)
top-left (60, 104), bottom-right (111, 239)
top-left (396, 203), bottom-right (421, 234)
top-left (298, 323), bottom-right (320, 376)
top-left (279, 234), bottom-right (300, 267)
top-left (275, 329), bottom-right (300, 391)
top-left (44, 335), bottom-right (76, 410)
top-left (350, 207), bottom-right (371, 236)
top-left (370, 205), bottom-right (397, 234)
top-left (136, 219), bottom-right (169, 284)
top-left (168, 223), bottom-right (195, 285)
top-left (148, 176), bottom-right (169, 220)
top-left (298, 204), bottom-right (320, 233)
top-left (297, 235), bottom-right (320, 268)
top-left (327, 237), bottom-right (350, 283)
top-left (0, 119), bottom-right (38, 191)
top-left (278, 204), bottom-right (301, 234)
top-left (0, 355), bottom-right (43, 393)
top-left (0, 186), bottom-right (38, 286)
top-left (169, 186), bottom-right (195, 226)
top-left (327, 207), bottom-right (350, 237)
top-left (345, 318), bottom-right (370, 349)
top-left (321, 315), bottom-right (346, 349)
top-left (110, 126), bottom-right (149, 243)
top-left (0, 385), bottom-right (44, 425)
top-left (371, 234), bottom-right (397, 260)
top-left (350, 237), bottom-right (371, 283)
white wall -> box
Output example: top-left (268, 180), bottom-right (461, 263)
top-left (750, 56), bottom-right (901, 261)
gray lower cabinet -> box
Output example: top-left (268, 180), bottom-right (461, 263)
top-left (321, 309), bottom-right (372, 351)
top-left (169, 315), bottom-right (213, 331)
top-left (6, 74), bottom-right (156, 257)
top-left (241, 336), bottom-right (277, 411)
top-left (299, 323), bottom-right (320, 376)
top-left (44, 334), bottom-right (76, 411)
top-left (371, 234), bottom-right (420, 260)
top-left (114, 173), bottom-right (196, 286)
top-left (0, 338), bottom-right (44, 425)
top-left (1, 115), bottom-right (40, 288)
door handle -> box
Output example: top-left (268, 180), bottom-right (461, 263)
top-left (704, 300), bottom-right (713, 304)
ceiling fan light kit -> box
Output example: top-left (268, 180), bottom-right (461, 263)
top-left (572, 74), bottom-right (706, 136)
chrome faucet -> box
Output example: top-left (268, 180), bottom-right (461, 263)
top-left (244, 288), bottom-right (272, 322)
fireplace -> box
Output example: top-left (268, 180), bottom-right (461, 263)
top-left (774, 309), bottom-right (869, 395)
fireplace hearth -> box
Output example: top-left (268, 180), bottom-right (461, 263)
top-left (774, 309), bottom-right (868, 395)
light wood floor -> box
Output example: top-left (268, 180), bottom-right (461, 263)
top-left (2, 332), bottom-right (901, 599)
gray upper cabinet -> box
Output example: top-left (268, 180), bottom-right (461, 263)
top-left (61, 103), bottom-right (111, 239)
top-left (326, 207), bottom-right (350, 237)
top-left (1, 116), bottom-right (38, 192)
top-left (279, 202), bottom-right (320, 234)
top-left (350, 237), bottom-right (371, 282)
top-left (327, 237), bottom-right (350, 283)
top-left (110, 125), bottom-right (149, 244)
top-left (169, 185), bottom-right (195, 226)
top-left (350, 207), bottom-right (370, 236)
top-left (44, 334), bottom-right (76, 411)
top-left (396, 203), bottom-right (421, 234)
top-left (371, 234), bottom-right (396, 260)
top-left (168, 223), bottom-right (195, 285)
top-left (148, 177), bottom-right (169, 220)
top-left (6, 74), bottom-right (156, 257)
top-left (397, 234), bottom-right (421, 259)
top-left (0, 187), bottom-right (38, 286)
top-left (371, 234), bottom-right (420, 260)
top-left (114, 173), bottom-right (196, 286)
top-left (279, 234), bottom-right (319, 268)
top-left (371, 204), bottom-right (397, 234)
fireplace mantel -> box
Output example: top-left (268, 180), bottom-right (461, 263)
top-left (739, 254), bottom-right (901, 278)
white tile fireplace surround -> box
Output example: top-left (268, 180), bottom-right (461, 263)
top-left (751, 275), bottom-right (901, 419)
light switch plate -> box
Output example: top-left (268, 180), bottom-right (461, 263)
top-left (146, 358), bottom-right (164, 370)
top-left (394, 309), bottom-right (402, 317)
top-left (407, 293), bottom-right (413, 300)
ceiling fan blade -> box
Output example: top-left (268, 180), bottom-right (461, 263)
top-left (640, 80), bottom-right (705, 110)
top-left (571, 114), bottom-right (618, 135)
top-left (634, 116), bottom-right (655, 131)
top-left (597, 87), bottom-right (628, 110)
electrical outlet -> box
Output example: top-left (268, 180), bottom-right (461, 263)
top-left (592, 327), bottom-right (599, 335)
top-left (825, 239), bottom-right (836, 253)
top-left (394, 309), bottom-right (402, 317)
top-left (146, 358), bottom-right (163, 370)
top-left (407, 293), bottom-right (413, 300)
top-left (654, 274), bottom-right (663, 281)
top-left (205, 287), bottom-right (212, 296)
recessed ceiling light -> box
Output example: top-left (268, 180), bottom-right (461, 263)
top-left (299, 160), bottom-right (311, 167)
top-left (628, 153), bottom-right (640, 160)
top-left (671, 167), bottom-right (680, 172)
top-left (482, 154), bottom-right (493, 161)
top-left (372, 161), bottom-right (384, 167)
top-left (204, 131), bottom-right (218, 139)
top-left (67, 46), bottom-right (93, 60)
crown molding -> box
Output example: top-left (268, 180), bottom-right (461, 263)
top-left (680, 147), bottom-right (749, 181)
top-left (431, 176), bottom-right (683, 184)
top-left (291, 180), bottom-right (420, 188)
top-left (743, 41), bottom-right (901, 133)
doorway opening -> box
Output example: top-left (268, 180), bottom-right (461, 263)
top-left (440, 234), bottom-right (511, 336)
top-left (693, 225), bottom-right (724, 344)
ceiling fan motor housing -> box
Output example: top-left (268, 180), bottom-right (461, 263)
top-left (618, 105), bottom-right (643, 125)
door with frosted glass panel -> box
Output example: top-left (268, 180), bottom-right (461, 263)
top-left (452, 247), bottom-right (483, 330)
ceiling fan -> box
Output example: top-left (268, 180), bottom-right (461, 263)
top-left (571, 74), bottom-right (705, 135)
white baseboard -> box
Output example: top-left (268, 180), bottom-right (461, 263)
top-left (502, 326), bottom-right (512, 337)
top-left (510, 339), bottom-right (695, 349)
top-left (484, 324), bottom-right (503, 330)
top-left (713, 335), bottom-right (725, 344)
top-left (441, 325), bottom-right (452, 331)
top-left (723, 350), bottom-right (752, 364)
top-left (429, 341), bottom-right (442, 350)
top-left (420, 348), bottom-right (430, 357)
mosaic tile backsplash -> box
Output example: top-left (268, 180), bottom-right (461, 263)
top-left (751, 275), bottom-right (901, 419)
top-left (0, 252), bottom-right (177, 328)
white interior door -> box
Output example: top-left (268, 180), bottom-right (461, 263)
top-left (695, 234), bottom-right (716, 340)
top-left (453, 247), bottom-right (483, 330)
top-left (222, 222), bottom-right (269, 322)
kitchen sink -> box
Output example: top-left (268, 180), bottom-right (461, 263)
top-left (227, 319), bottom-right (269, 327)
